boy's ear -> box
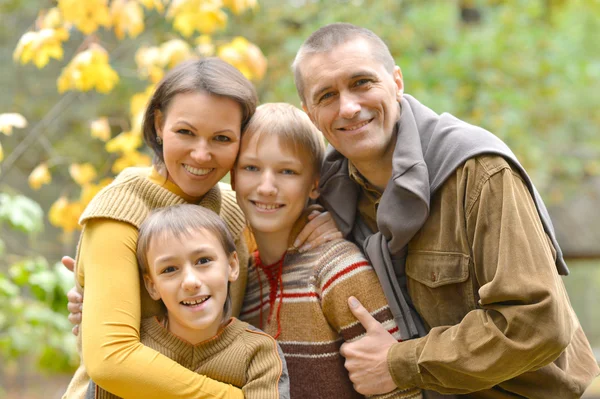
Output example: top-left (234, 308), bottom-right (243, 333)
top-left (143, 274), bottom-right (161, 301)
top-left (308, 177), bottom-right (320, 200)
top-left (154, 109), bottom-right (164, 140)
top-left (228, 252), bottom-right (240, 282)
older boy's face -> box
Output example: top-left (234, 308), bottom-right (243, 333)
top-left (300, 39), bottom-right (403, 165)
top-left (143, 228), bottom-right (238, 345)
top-left (234, 134), bottom-right (319, 238)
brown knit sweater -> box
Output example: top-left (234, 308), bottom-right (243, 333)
top-left (89, 317), bottom-right (289, 399)
top-left (239, 238), bottom-right (422, 399)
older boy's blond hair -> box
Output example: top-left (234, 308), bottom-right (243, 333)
top-left (243, 103), bottom-right (326, 176)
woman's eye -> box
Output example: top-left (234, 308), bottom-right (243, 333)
top-left (214, 135), bottom-right (231, 142)
top-left (243, 165), bottom-right (258, 172)
top-left (162, 266), bottom-right (177, 274)
top-left (177, 129), bottom-right (193, 135)
top-left (196, 257), bottom-right (212, 265)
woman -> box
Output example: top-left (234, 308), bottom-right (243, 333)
top-left (63, 58), bottom-right (337, 399)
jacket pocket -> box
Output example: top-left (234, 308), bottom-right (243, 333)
top-left (406, 251), bottom-right (476, 329)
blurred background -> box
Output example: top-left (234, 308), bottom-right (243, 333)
top-left (0, 0), bottom-right (598, 397)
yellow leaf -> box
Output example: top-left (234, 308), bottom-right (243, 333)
top-left (28, 163), bottom-right (52, 190)
top-left (218, 37), bottom-right (267, 81)
top-left (57, 43), bottom-right (119, 94)
top-left (160, 39), bottom-right (193, 69)
top-left (0, 113), bottom-right (28, 135)
top-left (195, 35), bottom-right (215, 57)
top-left (167, 0), bottom-right (227, 37)
top-left (106, 131), bottom-right (143, 154)
top-left (111, 0), bottom-right (145, 40)
top-left (49, 196), bottom-right (69, 228)
top-left (112, 151), bottom-right (151, 173)
top-left (69, 163), bottom-right (97, 185)
top-left (90, 117), bottom-right (111, 141)
top-left (49, 197), bottom-right (84, 232)
top-left (38, 7), bottom-right (64, 29)
top-left (13, 28), bottom-right (68, 69)
top-left (137, 0), bottom-right (165, 12)
top-left (58, 0), bottom-right (111, 35)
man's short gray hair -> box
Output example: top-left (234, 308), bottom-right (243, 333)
top-left (292, 23), bottom-right (396, 103)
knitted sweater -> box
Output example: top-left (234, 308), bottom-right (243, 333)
top-left (63, 166), bottom-right (249, 399)
top-left (89, 317), bottom-right (290, 399)
top-left (239, 238), bottom-right (422, 399)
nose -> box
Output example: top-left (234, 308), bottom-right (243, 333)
top-left (181, 267), bottom-right (201, 292)
top-left (339, 92), bottom-right (360, 119)
top-left (256, 170), bottom-right (277, 196)
top-left (191, 139), bottom-right (212, 163)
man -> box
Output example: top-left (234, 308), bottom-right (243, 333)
top-left (293, 23), bottom-right (599, 398)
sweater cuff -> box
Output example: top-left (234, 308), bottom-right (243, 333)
top-left (387, 339), bottom-right (421, 390)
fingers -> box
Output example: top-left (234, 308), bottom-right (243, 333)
top-left (67, 286), bottom-right (83, 304)
top-left (68, 311), bottom-right (82, 326)
top-left (72, 324), bottom-right (80, 336)
top-left (62, 256), bottom-right (76, 272)
top-left (347, 296), bottom-right (383, 332)
top-left (295, 211), bottom-right (342, 251)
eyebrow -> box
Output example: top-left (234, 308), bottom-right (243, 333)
top-left (154, 246), bottom-right (218, 264)
top-left (311, 70), bottom-right (378, 103)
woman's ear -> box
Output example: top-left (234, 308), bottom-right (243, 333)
top-left (143, 274), bottom-right (161, 301)
top-left (228, 252), bottom-right (240, 282)
top-left (154, 109), bottom-right (164, 140)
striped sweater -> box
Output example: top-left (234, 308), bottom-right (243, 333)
top-left (239, 238), bottom-right (422, 399)
top-left (89, 317), bottom-right (290, 399)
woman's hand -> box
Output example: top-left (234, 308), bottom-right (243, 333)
top-left (62, 256), bottom-right (83, 336)
top-left (293, 205), bottom-right (342, 252)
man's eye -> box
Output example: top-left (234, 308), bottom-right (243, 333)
top-left (319, 92), bottom-right (334, 102)
top-left (355, 79), bottom-right (371, 86)
top-left (162, 266), bottom-right (177, 274)
top-left (196, 257), bottom-right (212, 265)
top-left (214, 135), bottom-right (231, 142)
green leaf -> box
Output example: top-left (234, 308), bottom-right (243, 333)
top-left (0, 193), bottom-right (44, 234)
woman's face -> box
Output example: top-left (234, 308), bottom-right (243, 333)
top-left (156, 91), bottom-right (242, 200)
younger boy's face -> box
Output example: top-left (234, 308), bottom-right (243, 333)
top-left (143, 228), bottom-right (239, 345)
top-left (235, 134), bottom-right (319, 238)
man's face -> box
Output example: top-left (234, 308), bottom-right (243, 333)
top-left (301, 39), bottom-right (403, 165)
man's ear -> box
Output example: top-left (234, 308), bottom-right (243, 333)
top-left (393, 66), bottom-right (404, 101)
top-left (154, 109), bottom-right (164, 140)
top-left (143, 274), bottom-right (161, 301)
top-left (228, 252), bottom-right (240, 282)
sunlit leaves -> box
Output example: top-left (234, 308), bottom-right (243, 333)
top-left (0, 113), bottom-right (27, 136)
top-left (167, 0), bottom-right (228, 37)
top-left (135, 39), bottom-right (193, 83)
top-left (138, 0), bottom-right (167, 13)
top-left (28, 163), bottom-right (51, 190)
top-left (58, 0), bottom-right (111, 35)
top-left (111, 0), bottom-right (145, 40)
top-left (80, 178), bottom-right (113, 206)
top-left (106, 131), bottom-right (143, 154)
top-left (0, 194), bottom-right (44, 234)
top-left (13, 28), bottom-right (70, 69)
top-left (69, 163), bottom-right (97, 186)
top-left (57, 44), bottom-right (119, 94)
top-left (90, 117), bottom-right (111, 141)
top-left (218, 37), bottom-right (267, 80)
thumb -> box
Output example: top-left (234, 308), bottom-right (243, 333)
top-left (62, 256), bottom-right (76, 272)
top-left (348, 296), bottom-right (382, 332)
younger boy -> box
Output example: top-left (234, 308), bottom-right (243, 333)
top-left (87, 204), bottom-right (289, 399)
top-left (235, 103), bottom-right (422, 399)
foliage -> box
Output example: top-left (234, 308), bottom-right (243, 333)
top-left (0, 193), bottom-right (77, 372)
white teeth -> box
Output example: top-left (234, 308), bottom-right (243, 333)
top-left (182, 297), bottom-right (209, 306)
top-left (183, 164), bottom-right (212, 176)
top-left (341, 120), bottom-right (370, 131)
top-left (254, 202), bottom-right (282, 210)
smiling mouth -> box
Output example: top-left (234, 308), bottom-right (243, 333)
top-left (183, 164), bottom-right (213, 176)
top-left (181, 296), bottom-right (210, 306)
top-left (251, 201), bottom-right (284, 211)
top-left (338, 118), bottom-right (374, 131)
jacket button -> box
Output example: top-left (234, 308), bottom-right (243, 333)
top-left (431, 272), bottom-right (437, 282)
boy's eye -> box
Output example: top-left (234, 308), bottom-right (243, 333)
top-left (162, 266), bottom-right (177, 274)
top-left (214, 135), bottom-right (231, 142)
top-left (243, 165), bottom-right (259, 172)
top-left (281, 169), bottom-right (297, 175)
top-left (196, 257), bottom-right (212, 265)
